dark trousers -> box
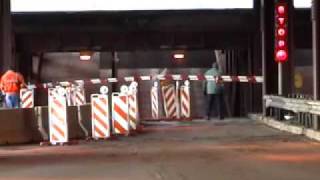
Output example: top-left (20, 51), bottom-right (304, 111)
top-left (206, 94), bottom-right (224, 119)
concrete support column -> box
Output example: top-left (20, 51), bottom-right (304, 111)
top-left (261, 0), bottom-right (277, 116)
top-left (248, 38), bottom-right (254, 112)
top-left (18, 52), bottom-right (33, 83)
top-left (112, 51), bottom-right (119, 92)
top-left (312, 0), bottom-right (320, 130)
top-left (0, 0), bottom-right (13, 72)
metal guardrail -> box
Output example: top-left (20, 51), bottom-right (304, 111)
top-left (264, 95), bottom-right (316, 128)
top-left (264, 95), bottom-right (320, 114)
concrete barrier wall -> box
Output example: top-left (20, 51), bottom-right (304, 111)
top-left (39, 105), bottom-right (92, 141)
top-left (0, 104), bottom-right (92, 145)
top-left (0, 108), bottom-right (39, 145)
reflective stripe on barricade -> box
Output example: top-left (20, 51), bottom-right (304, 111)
top-left (151, 86), bottom-right (159, 119)
top-left (128, 93), bottom-right (138, 130)
top-left (162, 85), bottom-right (177, 118)
top-left (180, 85), bottom-right (191, 118)
top-left (112, 93), bottom-right (130, 135)
top-left (20, 88), bottom-right (34, 108)
top-left (49, 94), bottom-right (68, 145)
top-left (91, 94), bottom-right (110, 139)
top-left (74, 87), bottom-right (86, 106)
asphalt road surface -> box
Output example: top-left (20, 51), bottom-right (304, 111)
top-left (1, 118), bottom-right (320, 180)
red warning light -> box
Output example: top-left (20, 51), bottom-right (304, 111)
top-left (278, 40), bottom-right (285, 48)
top-left (276, 50), bottom-right (288, 62)
top-left (277, 5), bottom-right (285, 15)
top-left (277, 17), bottom-right (285, 25)
top-left (274, 3), bottom-right (288, 63)
top-left (277, 28), bottom-right (286, 37)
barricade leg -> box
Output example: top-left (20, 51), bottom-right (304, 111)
top-left (77, 105), bottom-right (89, 138)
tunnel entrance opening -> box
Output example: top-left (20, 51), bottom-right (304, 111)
top-left (30, 48), bottom-right (261, 119)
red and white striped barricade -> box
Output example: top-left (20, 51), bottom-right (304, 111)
top-left (48, 88), bottom-right (68, 145)
top-left (74, 86), bottom-right (86, 106)
top-left (151, 83), bottom-right (159, 119)
top-left (175, 81), bottom-right (181, 119)
top-left (48, 88), bottom-right (61, 102)
top-left (161, 84), bottom-right (178, 119)
top-left (180, 81), bottom-right (191, 119)
top-left (91, 94), bottom-right (110, 139)
top-left (20, 88), bottom-right (34, 108)
top-left (112, 86), bottom-right (130, 136)
top-left (128, 83), bottom-right (139, 131)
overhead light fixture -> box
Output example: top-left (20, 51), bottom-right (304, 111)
top-left (173, 53), bottom-right (185, 59)
top-left (80, 50), bottom-right (93, 61)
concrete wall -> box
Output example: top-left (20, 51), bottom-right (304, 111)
top-left (294, 66), bottom-right (313, 95)
top-left (293, 49), bottom-right (313, 96)
top-left (41, 52), bottom-right (100, 82)
top-left (0, 108), bottom-right (40, 145)
top-left (0, 105), bottom-right (92, 145)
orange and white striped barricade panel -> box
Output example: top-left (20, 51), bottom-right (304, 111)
top-left (128, 93), bottom-right (138, 130)
top-left (151, 86), bottom-right (159, 119)
top-left (112, 93), bottom-right (130, 135)
top-left (91, 94), bottom-right (110, 139)
top-left (175, 81), bottom-right (181, 119)
top-left (74, 87), bottom-right (86, 106)
top-left (180, 85), bottom-right (191, 118)
top-left (49, 95), bottom-right (68, 145)
top-left (48, 88), bottom-right (60, 101)
top-left (20, 88), bottom-right (34, 108)
top-left (161, 85), bottom-right (177, 119)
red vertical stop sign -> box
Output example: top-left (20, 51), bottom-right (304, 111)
top-left (274, 3), bottom-right (288, 63)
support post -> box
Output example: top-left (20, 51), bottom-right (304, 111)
top-left (261, 0), bottom-right (269, 116)
top-left (312, 0), bottom-right (320, 130)
top-left (278, 63), bottom-right (283, 95)
top-left (112, 51), bottom-right (119, 92)
top-left (0, 0), bottom-right (13, 72)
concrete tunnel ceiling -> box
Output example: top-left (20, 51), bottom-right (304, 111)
top-left (11, 0), bottom-right (312, 52)
top-left (11, 0), bottom-right (253, 12)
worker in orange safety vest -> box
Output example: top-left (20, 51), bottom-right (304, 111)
top-left (0, 67), bottom-right (26, 108)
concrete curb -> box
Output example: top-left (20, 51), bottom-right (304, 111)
top-left (249, 114), bottom-right (320, 141)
